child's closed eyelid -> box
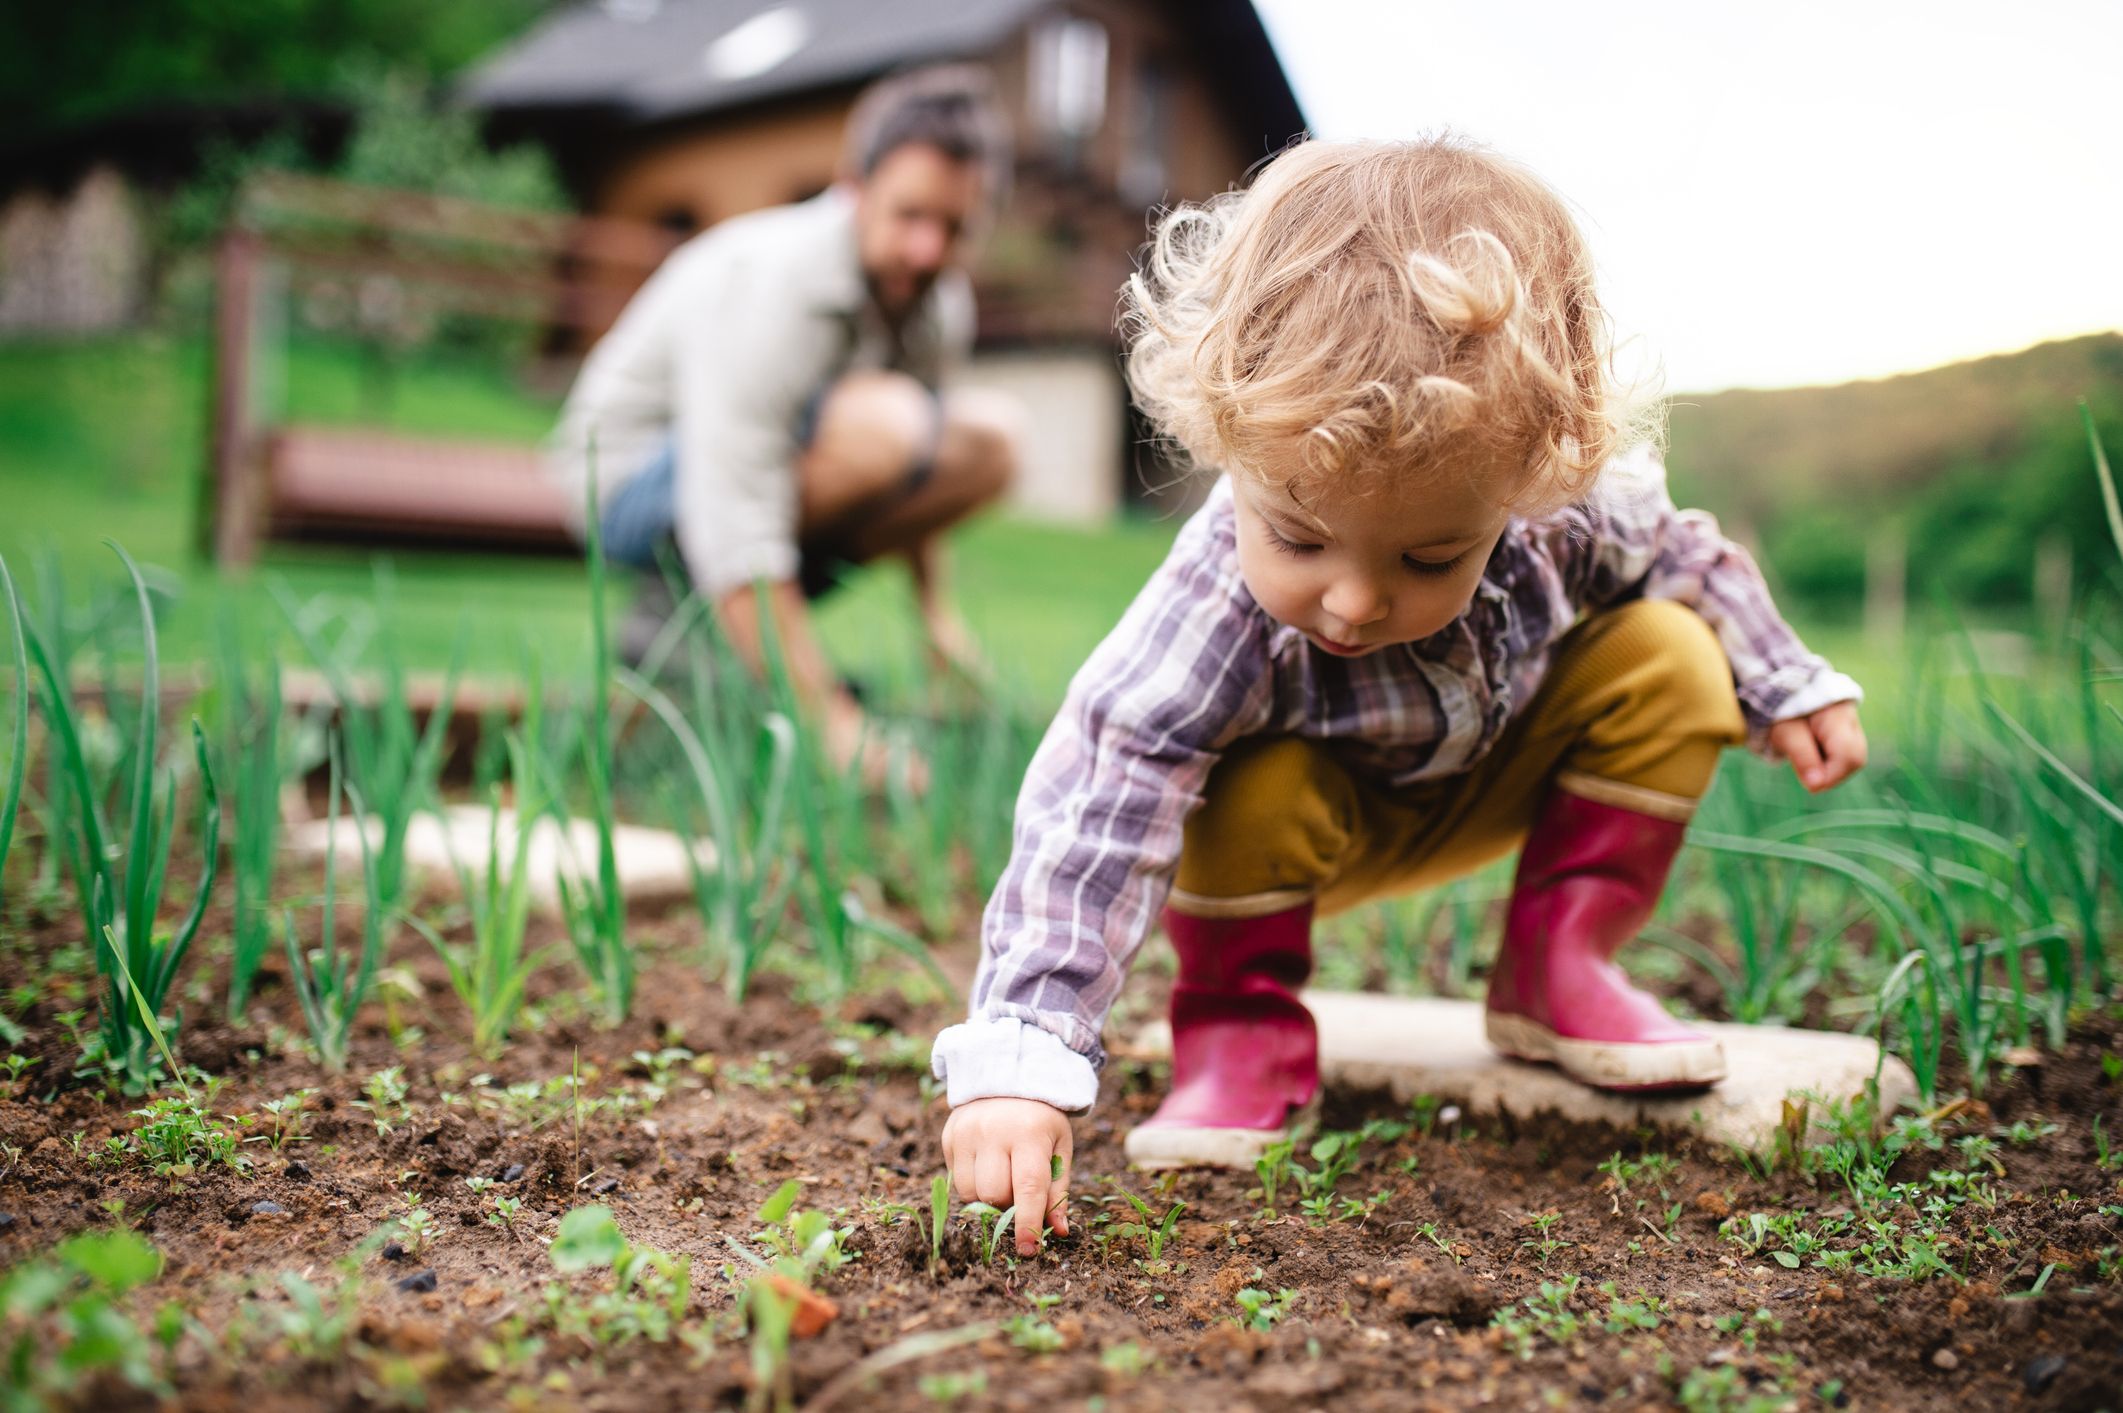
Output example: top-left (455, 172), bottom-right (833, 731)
top-left (1261, 523), bottom-right (1320, 554)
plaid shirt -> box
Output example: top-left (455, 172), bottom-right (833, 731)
top-left (930, 448), bottom-right (1860, 1112)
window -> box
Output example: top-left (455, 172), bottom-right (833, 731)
top-left (1120, 57), bottom-right (1169, 206)
top-left (1029, 14), bottom-right (1109, 163)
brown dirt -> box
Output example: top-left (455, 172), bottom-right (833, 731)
top-left (5, 877), bottom-right (2123, 1411)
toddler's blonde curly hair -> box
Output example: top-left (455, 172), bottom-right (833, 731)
top-left (1124, 136), bottom-right (1657, 515)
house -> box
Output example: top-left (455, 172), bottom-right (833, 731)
top-left (465, 0), bottom-right (1306, 522)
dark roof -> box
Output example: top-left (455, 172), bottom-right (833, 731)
top-left (464, 0), bottom-right (1049, 122)
top-left (463, 0), bottom-right (1304, 149)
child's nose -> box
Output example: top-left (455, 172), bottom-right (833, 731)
top-left (1323, 576), bottom-right (1390, 628)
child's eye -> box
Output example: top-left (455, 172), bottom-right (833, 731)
top-left (1264, 525), bottom-right (1320, 556)
top-left (1403, 551), bottom-right (1468, 578)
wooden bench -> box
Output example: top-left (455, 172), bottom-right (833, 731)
top-left (207, 173), bottom-right (676, 566)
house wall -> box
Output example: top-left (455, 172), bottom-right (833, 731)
top-left (952, 346), bottom-right (1125, 524)
top-left (566, 1), bottom-right (1268, 524)
top-left (591, 98), bottom-right (849, 234)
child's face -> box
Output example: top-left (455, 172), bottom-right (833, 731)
top-left (1230, 469), bottom-right (1509, 657)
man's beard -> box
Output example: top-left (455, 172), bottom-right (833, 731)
top-left (867, 267), bottom-right (939, 321)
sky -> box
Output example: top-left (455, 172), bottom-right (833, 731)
top-left (1249, 0), bottom-right (2123, 394)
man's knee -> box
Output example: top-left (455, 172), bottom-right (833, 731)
top-left (807, 371), bottom-right (938, 500)
top-left (939, 390), bottom-right (1022, 505)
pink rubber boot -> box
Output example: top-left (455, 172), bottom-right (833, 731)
top-left (1123, 901), bottom-right (1321, 1170)
top-left (1484, 789), bottom-right (1726, 1091)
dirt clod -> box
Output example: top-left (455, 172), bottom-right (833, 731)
top-left (395, 1269), bottom-right (438, 1294)
top-left (2022, 1354), bottom-right (2068, 1393)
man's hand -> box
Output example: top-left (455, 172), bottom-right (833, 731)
top-left (822, 692), bottom-right (931, 796)
top-left (1767, 700), bottom-right (1867, 793)
top-left (941, 1097), bottom-right (1073, 1257)
top-left (922, 605), bottom-right (991, 690)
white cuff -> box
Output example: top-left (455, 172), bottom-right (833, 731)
top-left (1769, 669), bottom-right (1863, 725)
top-left (930, 1017), bottom-right (1100, 1113)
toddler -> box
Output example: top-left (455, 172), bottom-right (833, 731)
top-left (930, 138), bottom-right (1867, 1255)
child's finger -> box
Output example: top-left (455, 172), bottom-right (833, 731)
top-left (973, 1146), bottom-right (1014, 1208)
top-left (1816, 707), bottom-right (1868, 785)
top-left (1777, 719), bottom-right (1827, 791)
top-left (1010, 1141), bottom-right (1053, 1255)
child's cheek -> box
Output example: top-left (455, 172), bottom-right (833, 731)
top-left (1234, 543), bottom-right (1308, 632)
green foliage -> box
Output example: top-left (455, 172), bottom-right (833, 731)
top-left (336, 70), bottom-right (564, 211)
top-left (128, 1093), bottom-right (245, 1177)
top-left (753, 1180), bottom-right (855, 1282)
top-left (0, 1228), bottom-right (173, 1409)
top-left (866, 1171), bottom-right (951, 1276)
top-left (0, 556), bottom-right (25, 910)
top-left (277, 563), bottom-right (460, 920)
top-left (1233, 1285), bottom-right (1297, 1331)
top-left (215, 613), bottom-right (291, 1021)
top-left (1491, 1275), bottom-right (1583, 1360)
top-left (282, 736), bottom-right (387, 1072)
top-left (0, 0), bottom-right (557, 131)
top-left (25, 542), bottom-right (220, 1091)
top-left (415, 732), bottom-right (547, 1058)
top-left (551, 477), bottom-right (631, 1027)
top-left (544, 1206), bottom-right (693, 1348)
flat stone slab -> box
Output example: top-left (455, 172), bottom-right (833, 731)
top-left (1128, 990), bottom-right (1916, 1152)
top-left (285, 807), bottom-right (713, 915)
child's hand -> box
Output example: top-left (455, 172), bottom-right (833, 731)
top-left (940, 1097), bottom-right (1073, 1257)
top-left (1768, 700), bottom-right (1867, 793)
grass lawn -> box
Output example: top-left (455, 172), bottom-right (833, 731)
top-left (0, 333), bottom-right (1178, 707)
top-left (0, 331), bottom-right (2057, 727)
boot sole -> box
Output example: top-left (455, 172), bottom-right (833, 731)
top-left (1485, 1012), bottom-right (1726, 1091)
top-left (1123, 1096), bottom-right (1320, 1172)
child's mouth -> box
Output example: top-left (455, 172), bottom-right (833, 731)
top-left (1312, 634), bottom-right (1368, 657)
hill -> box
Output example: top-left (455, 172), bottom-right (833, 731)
top-left (1663, 332), bottom-right (2123, 610)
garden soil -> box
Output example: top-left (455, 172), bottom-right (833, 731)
top-left (4, 877), bottom-right (2122, 1411)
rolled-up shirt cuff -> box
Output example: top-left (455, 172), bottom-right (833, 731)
top-left (931, 1016), bottom-right (1100, 1113)
top-left (681, 531), bottom-right (800, 601)
top-left (1745, 667), bottom-right (1864, 758)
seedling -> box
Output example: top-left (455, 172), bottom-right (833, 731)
top-left (1233, 1285), bottom-right (1298, 1331)
top-left (0, 555), bottom-right (26, 914)
top-left (754, 1178), bottom-right (855, 1280)
top-left (25, 542), bottom-right (221, 1092)
top-left (868, 1171), bottom-right (951, 1275)
top-left (420, 731), bottom-right (550, 1057)
top-left (959, 1201), bottom-right (1020, 1265)
top-left (282, 736), bottom-right (386, 1073)
top-left (1519, 1210), bottom-right (1573, 1268)
top-left (546, 1204), bottom-right (693, 1349)
top-left (1492, 1276), bottom-right (1583, 1359)
top-left (1104, 1181), bottom-right (1186, 1272)
top-left (0, 1228), bottom-right (173, 1404)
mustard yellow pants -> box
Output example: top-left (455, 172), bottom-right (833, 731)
top-left (1170, 599), bottom-right (1748, 919)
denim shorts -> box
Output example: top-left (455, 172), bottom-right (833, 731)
top-left (598, 382), bottom-right (939, 600)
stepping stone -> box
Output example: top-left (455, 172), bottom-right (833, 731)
top-left (284, 807), bottom-right (714, 915)
top-left (1127, 990), bottom-right (1917, 1152)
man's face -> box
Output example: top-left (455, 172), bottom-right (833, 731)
top-left (852, 143), bottom-right (983, 318)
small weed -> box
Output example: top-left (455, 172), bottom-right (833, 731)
top-left (1519, 1210), bottom-right (1573, 1268)
top-left (1492, 1275), bottom-right (1582, 1359)
top-left (1234, 1284), bottom-right (1298, 1331)
top-left (754, 1178), bottom-right (855, 1281)
top-left (1598, 1282), bottom-right (1666, 1333)
top-left (918, 1369), bottom-right (989, 1402)
top-left (130, 1095), bottom-right (245, 1178)
top-left (355, 1066), bottom-right (412, 1134)
top-left (0, 1227), bottom-right (177, 1404)
top-left (546, 1205), bottom-right (693, 1347)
